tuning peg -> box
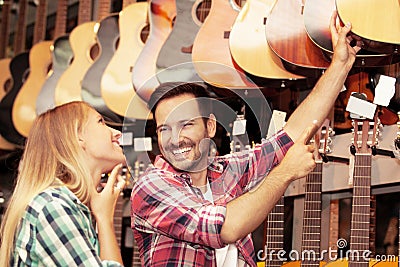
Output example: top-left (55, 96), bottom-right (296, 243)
top-left (350, 144), bottom-right (356, 155)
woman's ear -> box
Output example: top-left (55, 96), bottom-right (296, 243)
top-left (77, 134), bottom-right (86, 149)
top-left (207, 113), bottom-right (217, 138)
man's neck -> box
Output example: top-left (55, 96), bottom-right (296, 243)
top-left (189, 168), bottom-right (208, 187)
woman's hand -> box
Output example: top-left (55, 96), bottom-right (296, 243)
top-left (90, 163), bottom-right (126, 222)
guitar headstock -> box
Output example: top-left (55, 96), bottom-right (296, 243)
top-left (350, 112), bottom-right (379, 155)
top-left (311, 118), bottom-right (333, 162)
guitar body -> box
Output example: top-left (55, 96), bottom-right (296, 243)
top-left (229, 0), bottom-right (308, 89)
top-left (192, 0), bottom-right (258, 90)
top-left (101, 2), bottom-right (150, 120)
top-left (132, 0), bottom-right (176, 102)
top-left (156, 0), bottom-right (204, 83)
top-left (55, 22), bottom-right (97, 105)
top-left (0, 58), bottom-right (12, 99)
top-left (12, 41), bottom-right (52, 137)
top-left (0, 58), bottom-right (17, 150)
top-left (0, 52), bottom-right (29, 146)
top-left (303, 0), bottom-right (399, 67)
top-left (36, 35), bottom-right (73, 114)
top-left (265, 0), bottom-right (329, 78)
top-left (81, 14), bottom-right (122, 124)
top-left (336, 0), bottom-right (400, 54)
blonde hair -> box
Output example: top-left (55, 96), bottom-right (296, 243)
top-left (0, 101), bottom-right (96, 266)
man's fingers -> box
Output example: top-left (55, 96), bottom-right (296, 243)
top-left (299, 122), bottom-right (319, 145)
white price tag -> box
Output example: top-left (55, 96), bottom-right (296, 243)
top-left (134, 137), bottom-right (152, 152)
top-left (119, 132), bottom-right (133, 146)
top-left (232, 119), bottom-right (247, 136)
top-left (373, 75), bottom-right (396, 106)
top-left (346, 94), bottom-right (377, 120)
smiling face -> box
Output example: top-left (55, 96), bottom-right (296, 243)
top-left (155, 93), bottom-right (216, 173)
top-left (78, 109), bottom-right (126, 178)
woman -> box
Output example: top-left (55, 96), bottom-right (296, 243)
top-left (0, 101), bottom-right (126, 266)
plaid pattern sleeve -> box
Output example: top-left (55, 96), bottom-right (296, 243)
top-left (12, 187), bottom-right (123, 267)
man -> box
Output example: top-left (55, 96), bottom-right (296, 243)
top-left (130, 11), bottom-right (361, 267)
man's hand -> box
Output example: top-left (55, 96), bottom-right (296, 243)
top-left (330, 10), bottom-right (362, 70)
top-left (276, 124), bottom-right (319, 182)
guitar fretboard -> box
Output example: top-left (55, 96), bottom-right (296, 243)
top-left (265, 196), bottom-right (284, 267)
top-left (301, 162), bottom-right (323, 267)
top-left (349, 153), bottom-right (372, 267)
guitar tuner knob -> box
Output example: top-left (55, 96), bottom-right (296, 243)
top-left (350, 144), bottom-right (356, 155)
top-left (371, 146), bottom-right (377, 156)
top-left (395, 139), bottom-right (400, 150)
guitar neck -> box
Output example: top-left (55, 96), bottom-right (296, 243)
top-left (97, 0), bottom-right (112, 21)
top-left (13, 0), bottom-right (28, 54)
top-left (131, 236), bottom-right (141, 267)
top-left (78, 0), bottom-right (93, 25)
top-left (265, 196), bottom-right (284, 267)
top-left (0, 1), bottom-right (11, 58)
top-left (349, 153), bottom-right (372, 266)
top-left (53, 0), bottom-right (68, 39)
top-left (301, 162), bottom-right (323, 267)
top-left (113, 193), bottom-right (124, 247)
top-left (33, 0), bottom-right (48, 44)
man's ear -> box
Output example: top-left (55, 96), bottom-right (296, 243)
top-left (207, 113), bottom-right (217, 138)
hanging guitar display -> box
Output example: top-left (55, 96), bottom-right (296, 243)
top-left (0, 0), bottom-right (30, 146)
top-left (36, 0), bottom-right (72, 115)
top-left (335, 0), bottom-right (400, 55)
top-left (81, 0), bottom-right (123, 125)
top-left (131, 0), bottom-right (176, 103)
top-left (303, 0), bottom-right (400, 68)
top-left (101, 1), bottom-right (150, 120)
top-left (228, 0), bottom-right (308, 90)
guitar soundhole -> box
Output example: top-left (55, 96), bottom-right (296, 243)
top-left (234, 0), bottom-right (246, 8)
top-left (3, 78), bottom-right (12, 93)
top-left (47, 63), bottom-right (53, 75)
top-left (196, 0), bottom-right (211, 23)
top-left (115, 38), bottom-right (120, 51)
top-left (140, 24), bottom-right (150, 44)
top-left (90, 44), bottom-right (100, 61)
top-left (22, 69), bottom-right (30, 84)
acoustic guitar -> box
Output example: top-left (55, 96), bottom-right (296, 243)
top-left (0, 58), bottom-right (19, 151)
top-left (12, 0), bottom-right (52, 138)
top-left (303, 0), bottom-right (400, 68)
top-left (323, 114), bottom-right (379, 267)
top-left (0, 0), bottom-right (30, 146)
top-left (336, 0), bottom-right (400, 55)
top-left (54, 0), bottom-right (97, 106)
top-left (36, 0), bottom-right (72, 115)
top-left (283, 119), bottom-right (331, 267)
top-left (80, 0), bottom-right (123, 124)
top-left (192, 0), bottom-right (258, 90)
top-left (131, 0), bottom-right (176, 103)
top-left (265, 0), bottom-right (329, 78)
top-left (155, 0), bottom-right (211, 84)
top-left (228, 0), bottom-right (308, 90)
top-left (101, 1), bottom-right (150, 120)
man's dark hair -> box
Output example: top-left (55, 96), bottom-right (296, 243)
top-left (148, 82), bottom-right (213, 122)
